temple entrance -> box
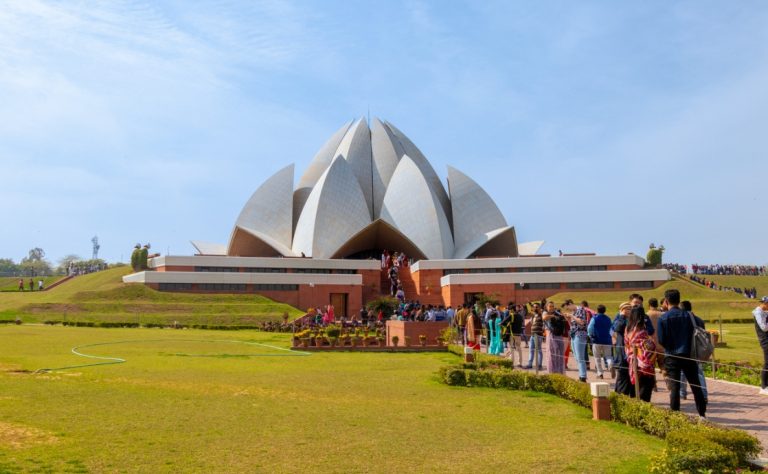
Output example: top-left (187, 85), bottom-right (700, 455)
top-left (330, 293), bottom-right (348, 319)
top-left (464, 292), bottom-right (484, 306)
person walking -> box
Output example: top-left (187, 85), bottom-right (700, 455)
top-left (509, 303), bottom-right (525, 367)
top-left (543, 301), bottom-right (566, 374)
top-left (612, 302), bottom-right (635, 397)
top-left (525, 303), bottom-right (544, 370)
top-left (588, 305), bottom-right (613, 379)
top-left (487, 311), bottom-right (502, 355)
top-left (455, 304), bottom-right (469, 345)
top-left (678, 301), bottom-right (708, 402)
top-left (658, 289), bottom-right (707, 418)
top-left (753, 296), bottom-right (768, 395)
top-left (625, 306), bottom-right (657, 402)
top-left (568, 305), bottom-right (589, 382)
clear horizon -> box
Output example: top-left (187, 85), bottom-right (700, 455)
top-left (2, 1), bottom-right (767, 267)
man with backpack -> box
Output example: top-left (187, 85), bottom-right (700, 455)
top-left (658, 289), bottom-right (707, 418)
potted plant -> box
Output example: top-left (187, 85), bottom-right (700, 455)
top-left (351, 335), bottom-right (360, 348)
top-left (419, 335), bottom-right (427, 347)
top-left (340, 334), bottom-right (350, 346)
top-left (404, 336), bottom-right (411, 347)
top-left (377, 336), bottom-right (386, 347)
top-left (391, 335), bottom-right (400, 347)
top-left (435, 336), bottom-right (444, 347)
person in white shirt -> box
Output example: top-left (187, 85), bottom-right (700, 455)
top-left (753, 296), bottom-right (768, 395)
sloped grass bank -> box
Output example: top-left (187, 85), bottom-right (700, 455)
top-left (0, 268), bottom-right (304, 326)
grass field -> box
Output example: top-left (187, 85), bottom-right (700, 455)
top-left (0, 325), bottom-right (663, 473)
top-left (0, 268), bottom-right (304, 326)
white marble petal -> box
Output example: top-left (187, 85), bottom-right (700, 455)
top-left (518, 240), bottom-right (545, 256)
top-left (380, 155), bottom-right (454, 259)
top-left (293, 120), bottom-right (353, 227)
top-left (383, 120), bottom-right (452, 223)
top-left (190, 241), bottom-right (226, 256)
top-left (452, 226), bottom-right (518, 259)
top-left (227, 164), bottom-right (294, 256)
top-left (370, 118), bottom-right (404, 218)
top-left (447, 165), bottom-right (508, 251)
top-left (335, 118), bottom-right (373, 219)
top-left (292, 156), bottom-right (372, 258)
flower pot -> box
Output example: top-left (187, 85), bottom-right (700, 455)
top-left (300, 338), bottom-right (309, 348)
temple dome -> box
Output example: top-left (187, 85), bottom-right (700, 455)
top-left (220, 117), bottom-right (521, 259)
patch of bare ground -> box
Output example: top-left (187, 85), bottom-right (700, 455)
top-left (0, 422), bottom-right (57, 449)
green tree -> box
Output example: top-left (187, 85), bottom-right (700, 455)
top-left (130, 244), bottom-right (141, 271)
top-left (646, 243), bottom-right (665, 267)
top-left (0, 258), bottom-right (19, 275)
top-left (20, 248), bottom-right (52, 276)
top-left (57, 254), bottom-right (82, 275)
top-left (139, 244), bottom-right (150, 270)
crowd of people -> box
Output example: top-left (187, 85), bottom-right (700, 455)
top-left (662, 263), bottom-right (767, 276)
top-left (688, 275), bottom-right (759, 298)
top-left (452, 290), bottom-right (768, 417)
top-left (382, 250), bottom-right (410, 300)
top-left (661, 263), bottom-right (687, 274)
top-left (690, 264), bottom-right (767, 276)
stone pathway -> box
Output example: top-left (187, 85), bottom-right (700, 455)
top-left (552, 358), bottom-right (768, 460)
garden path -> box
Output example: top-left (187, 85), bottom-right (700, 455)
top-left (556, 355), bottom-right (768, 461)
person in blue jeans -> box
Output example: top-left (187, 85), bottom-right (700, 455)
top-left (568, 305), bottom-right (589, 382)
top-left (526, 304), bottom-right (544, 369)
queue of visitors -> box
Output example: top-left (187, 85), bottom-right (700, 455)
top-left (688, 274), bottom-right (759, 298)
top-left (452, 289), bottom-right (768, 417)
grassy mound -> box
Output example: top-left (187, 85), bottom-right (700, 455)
top-left (0, 267), bottom-right (303, 325)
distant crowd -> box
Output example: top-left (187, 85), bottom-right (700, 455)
top-left (67, 261), bottom-right (108, 276)
top-left (663, 263), bottom-right (767, 276)
top-left (688, 275), bottom-right (759, 299)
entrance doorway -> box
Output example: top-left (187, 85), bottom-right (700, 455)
top-left (330, 293), bottom-right (348, 319)
top-left (464, 292), bottom-right (484, 306)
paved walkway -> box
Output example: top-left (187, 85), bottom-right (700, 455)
top-left (548, 357), bottom-right (768, 459)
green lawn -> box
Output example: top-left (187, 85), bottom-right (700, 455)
top-left (0, 326), bottom-right (663, 473)
top-left (0, 268), bottom-right (304, 325)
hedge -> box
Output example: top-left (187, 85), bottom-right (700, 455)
top-left (439, 353), bottom-right (761, 472)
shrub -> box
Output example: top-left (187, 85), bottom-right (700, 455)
top-left (366, 296), bottom-right (399, 318)
top-left (324, 325), bottom-right (341, 339)
top-left (650, 429), bottom-right (738, 473)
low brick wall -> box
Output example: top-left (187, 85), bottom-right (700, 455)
top-left (385, 320), bottom-right (449, 347)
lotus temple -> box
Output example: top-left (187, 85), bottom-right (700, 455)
top-left (124, 118), bottom-right (670, 315)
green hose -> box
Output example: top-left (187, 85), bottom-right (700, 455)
top-left (35, 338), bottom-right (311, 373)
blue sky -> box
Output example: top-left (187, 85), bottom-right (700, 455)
top-left (2, 1), bottom-right (767, 266)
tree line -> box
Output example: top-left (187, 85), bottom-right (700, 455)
top-left (0, 248), bottom-right (110, 277)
